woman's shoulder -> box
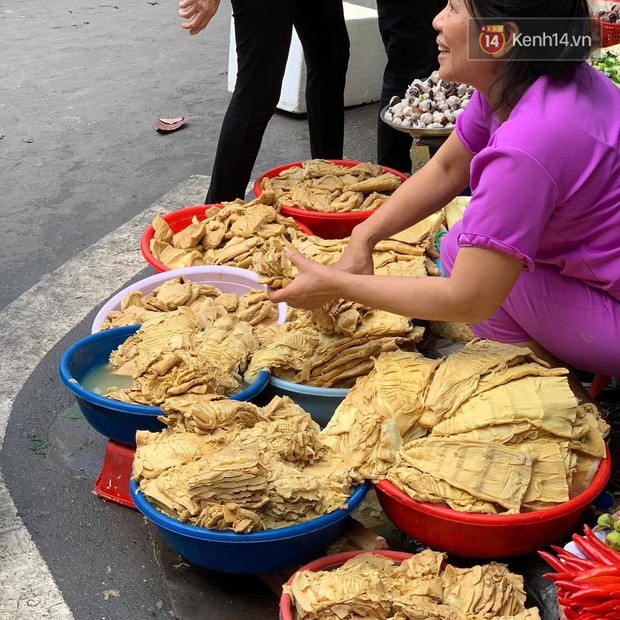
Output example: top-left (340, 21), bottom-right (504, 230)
top-left (494, 64), bottom-right (619, 161)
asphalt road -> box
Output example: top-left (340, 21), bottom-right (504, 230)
top-left (0, 1), bottom-right (384, 619)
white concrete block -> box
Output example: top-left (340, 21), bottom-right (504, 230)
top-left (227, 2), bottom-right (387, 114)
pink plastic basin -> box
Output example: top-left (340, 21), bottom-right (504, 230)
top-left (91, 265), bottom-right (288, 333)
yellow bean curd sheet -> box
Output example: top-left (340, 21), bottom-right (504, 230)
top-left (149, 198), bottom-right (445, 273)
top-left (284, 550), bottom-right (541, 620)
top-left (132, 337), bottom-right (608, 534)
top-left (99, 277), bottom-right (280, 331)
top-left (243, 305), bottom-right (424, 389)
top-left (101, 287), bottom-right (422, 404)
top-left (133, 395), bottom-right (363, 532)
top-left (258, 159), bottom-right (403, 213)
top-left (149, 196), bottom-right (473, 345)
top-left (320, 340), bottom-right (609, 513)
top-left (149, 199), bottom-right (308, 271)
top-left (106, 307), bottom-right (259, 406)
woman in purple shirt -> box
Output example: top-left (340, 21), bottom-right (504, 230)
top-left (270, 0), bottom-right (620, 379)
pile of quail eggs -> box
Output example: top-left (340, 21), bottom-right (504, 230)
top-left (384, 71), bottom-right (475, 131)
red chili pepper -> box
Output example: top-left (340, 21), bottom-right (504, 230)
top-left (569, 583), bottom-right (620, 601)
top-left (550, 545), bottom-right (598, 569)
top-left (562, 556), bottom-right (599, 570)
top-left (564, 559), bottom-right (598, 572)
top-left (581, 598), bottom-right (620, 614)
top-left (581, 613), bottom-right (620, 620)
top-left (559, 606), bottom-right (579, 619)
top-left (574, 565), bottom-right (620, 581)
top-left (538, 550), bottom-right (568, 572)
top-left (553, 580), bottom-right (590, 592)
top-left (543, 571), bottom-right (581, 582)
top-left (583, 524), bottom-right (620, 563)
top-left (550, 544), bottom-right (575, 555)
top-left (551, 543), bottom-right (578, 554)
top-left (572, 533), bottom-right (616, 565)
top-left (582, 575), bottom-right (620, 585)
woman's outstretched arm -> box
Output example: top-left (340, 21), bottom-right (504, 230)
top-left (270, 245), bottom-right (522, 324)
top-left (336, 131), bottom-right (472, 274)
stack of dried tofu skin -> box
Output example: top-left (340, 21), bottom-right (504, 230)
top-left (150, 194), bottom-right (445, 277)
top-left (284, 549), bottom-right (540, 620)
top-left (244, 214), bottom-right (447, 389)
top-left (106, 306), bottom-right (260, 406)
top-left (133, 395), bottom-right (362, 532)
top-left (252, 211), bottom-right (444, 288)
top-left (442, 196), bottom-right (470, 230)
top-left (319, 351), bottom-right (437, 478)
top-left (99, 276), bottom-right (279, 331)
top-left (320, 340), bottom-right (609, 513)
top-left (244, 307), bottom-right (423, 389)
top-left (149, 199), bottom-right (308, 271)
top-left (259, 159), bottom-right (403, 213)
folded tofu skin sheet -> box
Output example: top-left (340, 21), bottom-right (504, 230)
top-left (284, 550), bottom-right (541, 619)
top-left (324, 340), bottom-right (608, 514)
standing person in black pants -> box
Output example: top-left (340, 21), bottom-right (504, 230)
top-left (178, 0), bottom-right (350, 204)
top-left (376, 0), bottom-right (446, 174)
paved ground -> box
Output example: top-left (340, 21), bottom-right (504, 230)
top-left (0, 1), bottom-right (379, 619)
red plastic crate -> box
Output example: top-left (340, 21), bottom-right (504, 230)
top-left (94, 440), bottom-right (136, 509)
top-left (595, 16), bottom-right (620, 48)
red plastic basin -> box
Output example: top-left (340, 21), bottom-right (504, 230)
top-left (279, 550), bottom-right (415, 620)
top-left (140, 204), bottom-right (313, 273)
top-left (374, 448), bottom-right (611, 558)
top-left (253, 160), bottom-right (408, 240)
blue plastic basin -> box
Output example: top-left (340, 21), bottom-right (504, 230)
top-left (58, 325), bottom-right (269, 446)
top-left (266, 376), bottom-right (349, 427)
top-left (131, 480), bottom-right (368, 574)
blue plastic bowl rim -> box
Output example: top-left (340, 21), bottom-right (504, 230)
top-left (269, 375), bottom-right (349, 397)
top-left (131, 479), bottom-right (368, 542)
top-left (59, 325), bottom-right (270, 415)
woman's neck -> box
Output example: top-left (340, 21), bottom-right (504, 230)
top-left (479, 78), bottom-right (512, 123)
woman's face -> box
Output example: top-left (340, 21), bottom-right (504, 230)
top-left (433, 0), bottom-right (498, 92)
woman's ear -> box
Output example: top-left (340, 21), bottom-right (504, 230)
top-left (492, 21), bottom-right (519, 59)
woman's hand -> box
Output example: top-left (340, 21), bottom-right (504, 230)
top-left (179, 0), bottom-right (221, 36)
top-left (333, 234), bottom-right (374, 275)
top-left (267, 248), bottom-right (341, 310)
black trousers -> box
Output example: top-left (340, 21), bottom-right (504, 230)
top-left (376, 0), bottom-right (446, 174)
top-left (206, 0), bottom-right (350, 203)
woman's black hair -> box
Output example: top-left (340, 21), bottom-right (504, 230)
top-left (463, 0), bottom-right (593, 114)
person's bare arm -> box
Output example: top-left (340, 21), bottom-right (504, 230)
top-left (178, 0), bottom-right (221, 35)
top-left (269, 245), bottom-right (523, 324)
top-left (336, 131), bottom-right (472, 274)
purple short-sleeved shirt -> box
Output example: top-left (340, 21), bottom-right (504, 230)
top-left (455, 63), bottom-right (620, 301)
